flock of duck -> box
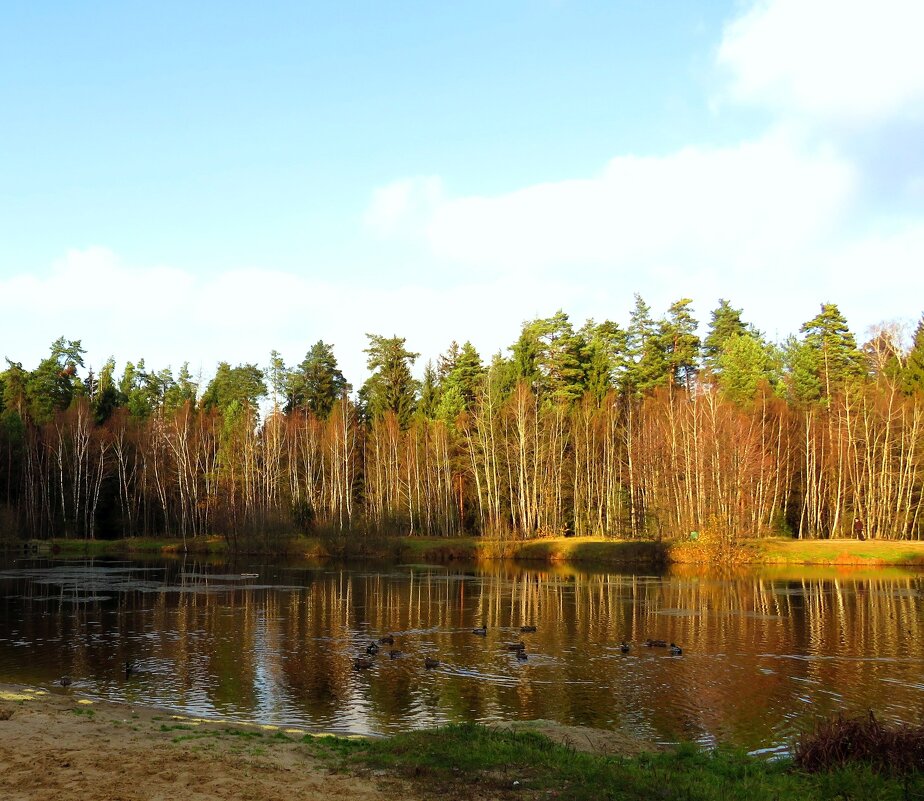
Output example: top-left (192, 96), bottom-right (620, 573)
top-left (350, 627), bottom-right (683, 671)
top-left (55, 633), bottom-right (682, 686)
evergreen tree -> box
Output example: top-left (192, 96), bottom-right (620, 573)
top-left (513, 311), bottom-right (587, 404)
top-left (436, 341), bottom-right (484, 421)
top-left (703, 299), bottom-right (748, 372)
top-left (360, 334), bottom-right (419, 427)
top-left (201, 362), bottom-right (266, 413)
top-left (903, 315), bottom-right (924, 394)
top-left (25, 337), bottom-right (85, 423)
top-left (93, 356), bottom-right (125, 423)
top-left (287, 341), bottom-right (348, 418)
top-left (417, 361), bottom-right (441, 420)
top-left (716, 333), bottom-right (779, 405)
top-left (663, 298), bottom-right (700, 391)
top-left (580, 319), bottom-right (628, 400)
top-left (799, 303), bottom-right (865, 399)
top-left (625, 294), bottom-right (669, 394)
top-left (510, 325), bottom-right (542, 389)
top-left (170, 362), bottom-right (198, 409)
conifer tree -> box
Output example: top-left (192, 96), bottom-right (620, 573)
top-left (625, 295), bottom-right (669, 394)
top-left (417, 361), bottom-right (441, 419)
top-left (703, 299), bottom-right (747, 372)
top-left (799, 303), bottom-right (864, 399)
top-left (287, 341), bottom-right (348, 418)
top-left (903, 315), bottom-right (924, 394)
top-left (663, 298), bottom-right (700, 392)
top-left (360, 334), bottom-right (419, 427)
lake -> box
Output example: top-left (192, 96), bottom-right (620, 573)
top-left (1, 554), bottom-right (922, 753)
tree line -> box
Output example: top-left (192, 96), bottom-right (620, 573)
top-left (2, 297), bottom-right (923, 545)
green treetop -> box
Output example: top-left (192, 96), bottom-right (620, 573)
top-left (703, 299), bottom-right (748, 373)
top-left (663, 298), bottom-right (701, 392)
top-left (625, 294), bottom-right (669, 395)
top-left (359, 334), bottom-right (419, 427)
top-left (903, 315), bottom-right (924, 394)
top-left (287, 341), bottom-right (348, 418)
top-left (799, 303), bottom-right (865, 399)
top-left (436, 340), bottom-right (484, 421)
top-left (201, 362), bottom-right (267, 413)
top-left (512, 311), bottom-right (588, 405)
top-left (25, 337), bottom-right (85, 423)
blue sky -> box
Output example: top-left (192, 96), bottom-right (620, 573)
top-left (2, 0), bottom-right (923, 387)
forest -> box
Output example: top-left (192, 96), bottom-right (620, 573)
top-left (1, 296), bottom-right (923, 545)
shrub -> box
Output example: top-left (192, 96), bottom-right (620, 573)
top-left (794, 711), bottom-right (924, 775)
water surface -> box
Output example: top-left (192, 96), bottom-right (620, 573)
top-left (1, 555), bottom-right (921, 752)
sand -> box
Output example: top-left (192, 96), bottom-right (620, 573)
top-left (0, 683), bottom-right (416, 801)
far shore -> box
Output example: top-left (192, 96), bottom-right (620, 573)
top-left (5, 533), bottom-right (924, 569)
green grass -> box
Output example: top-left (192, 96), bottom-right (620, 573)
top-left (44, 536), bottom-right (230, 555)
top-left (746, 537), bottom-right (924, 567)
top-left (12, 531), bottom-right (924, 567)
top-left (313, 723), bottom-right (924, 801)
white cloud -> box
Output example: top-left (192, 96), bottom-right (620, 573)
top-left (717, 0), bottom-right (924, 124)
top-left (0, 248), bottom-right (581, 388)
top-left (420, 129), bottom-right (855, 273)
top-left (364, 176), bottom-right (444, 239)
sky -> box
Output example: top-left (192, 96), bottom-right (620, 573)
top-left (2, 0), bottom-right (923, 389)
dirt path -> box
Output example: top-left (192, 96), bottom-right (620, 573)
top-left (0, 684), bottom-right (416, 801)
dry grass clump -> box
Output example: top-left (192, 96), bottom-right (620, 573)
top-left (795, 711), bottom-right (924, 775)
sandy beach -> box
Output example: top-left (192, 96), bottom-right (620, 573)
top-left (0, 683), bottom-right (417, 801)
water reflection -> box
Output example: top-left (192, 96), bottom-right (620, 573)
top-left (0, 556), bottom-right (921, 750)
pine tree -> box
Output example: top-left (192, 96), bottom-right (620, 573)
top-left (25, 337), bottom-right (85, 423)
top-left (437, 341), bottom-right (484, 420)
top-left (799, 303), bottom-right (865, 399)
top-left (360, 334), bottom-right (419, 427)
top-left (663, 298), bottom-right (700, 392)
top-left (581, 320), bottom-right (628, 400)
top-left (287, 341), bottom-right (348, 418)
top-left (417, 361), bottom-right (440, 419)
top-left (717, 333), bottom-right (778, 405)
top-left (201, 362), bottom-right (266, 413)
top-left (903, 315), bottom-right (924, 394)
top-left (703, 299), bottom-right (748, 372)
top-left (625, 294), bottom-right (669, 394)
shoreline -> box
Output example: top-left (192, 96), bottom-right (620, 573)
top-left (4, 681), bottom-right (920, 801)
top-left (0, 681), bottom-right (414, 801)
top-left (0, 680), bottom-right (656, 801)
top-left (7, 534), bottom-right (924, 569)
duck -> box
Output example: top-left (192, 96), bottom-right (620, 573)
top-left (472, 626), bottom-right (487, 636)
top-left (366, 642), bottom-right (379, 655)
top-left (388, 649), bottom-right (402, 659)
top-left (515, 649), bottom-right (528, 661)
top-left (645, 639), bottom-right (668, 648)
top-left (519, 625), bottom-right (537, 633)
top-left (58, 676), bottom-right (72, 688)
top-left (424, 657), bottom-right (440, 669)
top-left (353, 657), bottom-right (374, 670)
top-left (620, 641), bottom-right (631, 653)
top-left (378, 634), bottom-right (395, 645)
top-left (670, 643), bottom-right (683, 655)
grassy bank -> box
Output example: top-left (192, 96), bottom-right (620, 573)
top-left (8, 535), bottom-right (231, 557)
top-left (320, 722), bottom-right (922, 801)
top-left (5, 683), bottom-right (920, 801)
top-left (401, 535), bottom-right (924, 569)
top-left (6, 533), bottom-right (924, 569)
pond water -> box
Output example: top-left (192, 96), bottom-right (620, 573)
top-left (1, 554), bottom-right (922, 753)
